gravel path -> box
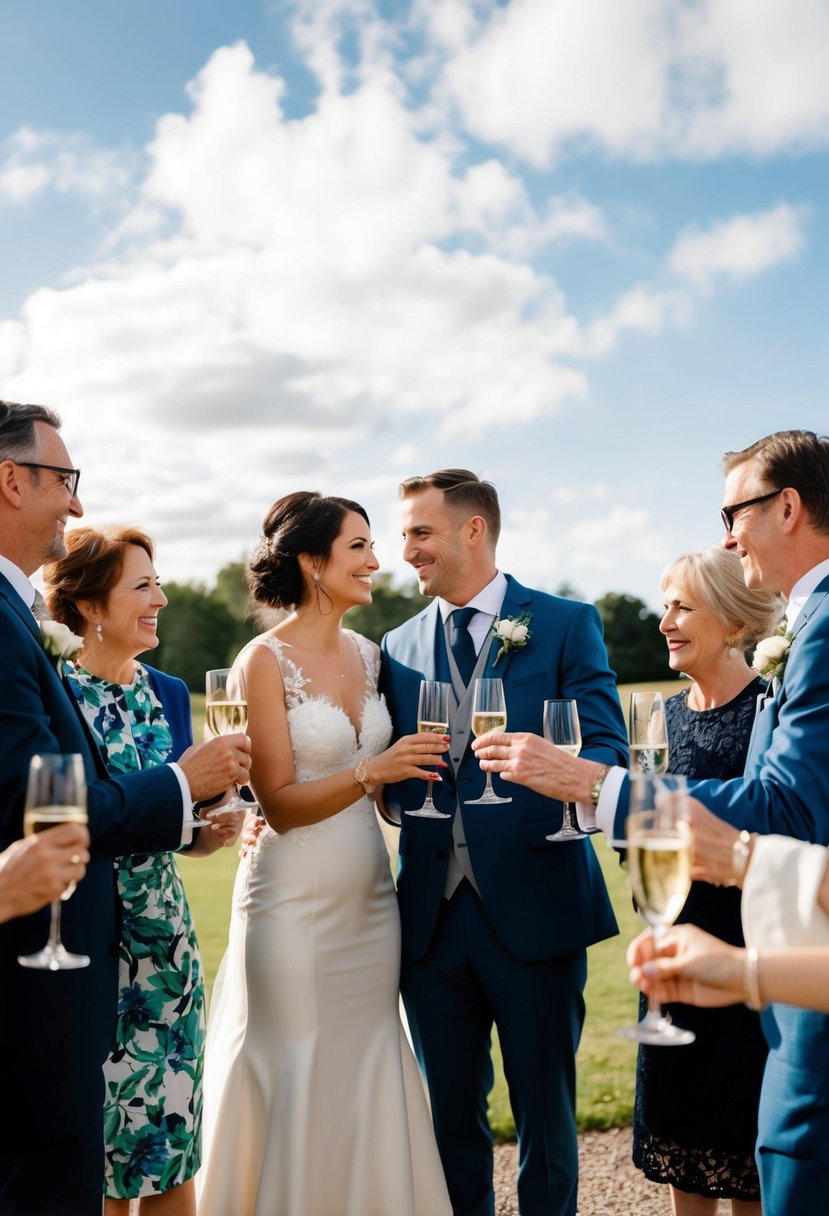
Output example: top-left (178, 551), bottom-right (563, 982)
top-left (494, 1128), bottom-right (733, 1215)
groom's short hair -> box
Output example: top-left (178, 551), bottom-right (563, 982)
top-left (399, 468), bottom-right (501, 544)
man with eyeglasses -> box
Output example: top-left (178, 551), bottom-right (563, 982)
top-left (0, 401), bottom-right (252, 1215)
top-left (473, 429), bottom-right (829, 1216)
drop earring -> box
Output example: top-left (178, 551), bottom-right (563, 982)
top-left (725, 636), bottom-right (738, 659)
top-left (96, 623), bottom-right (103, 643)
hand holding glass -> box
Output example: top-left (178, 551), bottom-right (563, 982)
top-left (544, 699), bottom-right (587, 842)
top-left (466, 679), bottom-right (512, 805)
top-left (406, 680), bottom-right (451, 819)
top-left (619, 774), bottom-right (695, 1046)
top-left (18, 753), bottom-right (90, 972)
top-left (204, 667), bottom-right (250, 815)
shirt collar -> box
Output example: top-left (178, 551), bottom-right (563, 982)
top-left (0, 554), bottom-right (37, 610)
top-left (787, 557), bottom-right (829, 629)
top-left (437, 570), bottom-right (508, 622)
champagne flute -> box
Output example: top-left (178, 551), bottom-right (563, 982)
top-left (204, 667), bottom-right (250, 817)
top-left (544, 699), bottom-right (587, 842)
top-left (619, 773), bottom-right (695, 1046)
top-left (628, 691), bottom-right (669, 777)
top-left (18, 753), bottom-right (90, 972)
top-left (406, 680), bottom-right (451, 819)
top-left (466, 678), bottom-right (512, 805)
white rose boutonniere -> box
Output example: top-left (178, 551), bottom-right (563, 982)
top-left (40, 620), bottom-right (84, 663)
top-left (751, 627), bottom-right (793, 682)
top-left (491, 614), bottom-right (532, 667)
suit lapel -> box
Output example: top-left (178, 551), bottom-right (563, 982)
top-left (791, 579), bottom-right (829, 641)
top-left (0, 572), bottom-right (108, 778)
top-left (482, 575), bottom-right (534, 680)
top-left (414, 603), bottom-right (444, 683)
top-left (0, 571), bottom-right (41, 643)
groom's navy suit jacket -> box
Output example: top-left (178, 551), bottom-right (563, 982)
top-left (0, 572), bottom-right (184, 1151)
top-left (614, 573), bottom-right (829, 1214)
top-left (381, 575), bottom-right (629, 963)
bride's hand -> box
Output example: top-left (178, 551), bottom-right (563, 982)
top-left (367, 733), bottom-right (450, 786)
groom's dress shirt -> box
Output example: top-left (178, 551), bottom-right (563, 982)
top-left (0, 553), bottom-right (193, 835)
top-left (436, 569), bottom-right (507, 652)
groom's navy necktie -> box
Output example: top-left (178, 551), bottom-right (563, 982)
top-left (449, 606), bottom-right (478, 686)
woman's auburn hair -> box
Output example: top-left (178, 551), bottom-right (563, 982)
top-left (43, 525), bottom-right (155, 635)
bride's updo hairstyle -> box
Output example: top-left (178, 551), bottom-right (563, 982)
top-left (246, 491), bottom-right (370, 609)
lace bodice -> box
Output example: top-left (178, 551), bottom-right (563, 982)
top-left (240, 629), bottom-right (392, 846)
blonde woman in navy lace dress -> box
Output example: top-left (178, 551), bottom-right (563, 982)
top-left (632, 547), bottom-right (784, 1216)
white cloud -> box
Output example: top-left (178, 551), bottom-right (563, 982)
top-left (581, 284), bottom-right (692, 358)
top-left (668, 203), bottom-right (807, 291)
top-left (0, 126), bottom-right (132, 206)
top-left (439, 0), bottom-right (829, 165)
top-left (497, 501), bottom-right (672, 595)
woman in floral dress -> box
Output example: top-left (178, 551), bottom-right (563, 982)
top-left (44, 526), bottom-right (240, 1216)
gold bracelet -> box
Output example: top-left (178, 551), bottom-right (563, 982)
top-left (353, 756), bottom-right (376, 796)
top-left (744, 946), bottom-right (764, 1011)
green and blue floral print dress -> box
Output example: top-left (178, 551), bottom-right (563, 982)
top-left (64, 661), bottom-right (205, 1202)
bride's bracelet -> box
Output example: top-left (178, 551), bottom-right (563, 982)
top-left (353, 756), bottom-right (376, 797)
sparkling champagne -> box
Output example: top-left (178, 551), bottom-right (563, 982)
top-left (627, 831), bottom-right (691, 928)
top-left (206, 700), bottom-right (248, 736)
top-left (553, 744), bottom-right (581, 757)
top-left (24, 805), bottom-right (87, 836)
top-left (629, 744), bottom-right (669, 776)
top-left (471, 712), bottom-right (507, 737)
top-left (418, 720), bottom-right (449, 735)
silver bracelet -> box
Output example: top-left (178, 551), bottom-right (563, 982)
top-left (744, 946), bottom-right (764, 1011)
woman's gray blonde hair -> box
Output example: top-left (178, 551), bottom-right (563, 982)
top-left (660, 546), bottom-right (785, 650)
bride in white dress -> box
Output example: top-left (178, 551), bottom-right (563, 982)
top-left (197, 492), bottom-right (452, 1216)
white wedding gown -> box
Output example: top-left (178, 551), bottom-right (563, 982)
top-left (196, 632), bottom-right (451, 1216)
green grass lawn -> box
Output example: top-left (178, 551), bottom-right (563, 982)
top-left (180, 678), bottom-right (685, 1139)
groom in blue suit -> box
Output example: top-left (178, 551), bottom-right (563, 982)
top-left (476, 432), bottom-right (829, 1216)
top-left (0, 402), bottom-right (250, 1216)
top-left (380, 469), bottom-right (628, 1216)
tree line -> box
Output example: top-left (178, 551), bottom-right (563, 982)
top-left (152, 564), bottom-right (672, 692)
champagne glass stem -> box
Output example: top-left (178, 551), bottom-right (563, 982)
top-left (641, 924), bottom-right (667, 1028)
top-left (46, 900), bottom-right (63, 959)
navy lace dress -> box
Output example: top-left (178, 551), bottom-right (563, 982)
top-left (632, 680), bottom-right (768, 1200)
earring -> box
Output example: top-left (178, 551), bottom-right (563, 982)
top-left (96, 622), bottom-right (103, 643)
top-left (314, 572), bottom-right (320, 584)
top-left (725, 636), bottom-right (738, 659)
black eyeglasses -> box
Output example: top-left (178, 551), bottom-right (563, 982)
top-left (720, 488), bottom-right (782, 534)
top-left (14, 461), bottom-right (81, 497)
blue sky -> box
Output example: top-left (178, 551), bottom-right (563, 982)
top-left (2, 0), bottom-right (828, 612)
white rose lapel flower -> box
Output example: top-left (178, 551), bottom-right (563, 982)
top-left (40, 620), bottom-right (84, 664)
top-left (490, 614), bottom-right (532, 667)
top-left (751, 626), bottom-right (793, 683)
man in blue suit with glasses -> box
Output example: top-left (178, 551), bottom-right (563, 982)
top-left (380, 468), bottom-right (629, 1216)
top-left (475, 431), bottom-right (829, 1216)
top-left (0, 401), bottom-right (250, 1216)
